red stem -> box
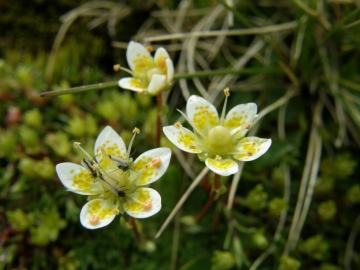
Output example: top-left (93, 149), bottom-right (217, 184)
top-left (156, 94), bottom-right (163, 147)
top-left (194, 174), bottom-right (221, 223)
top-left (129, 217), bottom-right (140, 240)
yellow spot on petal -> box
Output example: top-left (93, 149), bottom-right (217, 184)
top-left (88, 200), bottom-right (115, 220)
top-left (177, 131), bottom-right (199, 151)
top-left (125, 189), bottom-right (152, 214)
top-left (192, 107), bottom-right (218, 132)
top-left (156, 57), bottom-right (166, 68)
top-left (133, 54), bottom-right (154, 73)
top-left (207, 159), bottom-right (234, 170)
top-left (129, 79), bottom-right (143, 88)
top-left (132, 157), bottom-right (154, 185)
top-left (71, 169), bottom-right (93, 190)
top-left (224, 112), bottom-right (244, 129)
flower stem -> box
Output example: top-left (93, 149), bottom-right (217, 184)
top-left (173, 67), bottom-right (283, 80)
top-left (155, 166), bottom-right (210, 238)
top-left (157, 94), bottom-right (163, 147)
top-left (194, 173), bottom-right (221, 223)
top-left (129, 216), bottom-right (140, 241)
top-left (40, 81), bottom-right (119, 97)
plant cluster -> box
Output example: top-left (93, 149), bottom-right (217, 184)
top-left (1, 0), bottom-right (360, 269)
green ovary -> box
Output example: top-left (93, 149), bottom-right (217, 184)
top-left (205, 126), bottom-right (233, 154)
top-left (147, 67), bottom-right (163, 82)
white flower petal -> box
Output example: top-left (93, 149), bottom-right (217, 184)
top-left (224, 103), bottom-right (257, 138)
top-left (166, 58), bottom-right (174, 83)
top-left (80, 199), bottom-right (117, 229)
top-left (233, 137), bottom-right (272, 161)
top-left (126, 41), bottom-right (154, 73)
top-left (205, 158), bottom-right (239, 176)
top-left (186, 95), bottom-right (219, 136)
top-left (94, 126), bottom-right (127, 161)
top-left (124, 188), bottom-right (161, 218)
top-left (132, 147), bottom-right (171, 185)
top-left (118, 77), bottom-right (145, 92)
top-left (56, 163), bottom-right (103, 195)
top-left (147, 74), bottom-right (167, 95)
top-left (154, 47), bottom-right (170, 67)
top-left (163, 126), bottom-right (202, 154)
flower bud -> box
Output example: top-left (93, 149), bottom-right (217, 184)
top-left (318, 200), bottom-right (337, 221)
top-left (23, 108), bottom-right (43, 129)
top-left (136, 93), bottom-right (151, 108)
top-left (34, 157), bottom-right (55, 180)
top-left (116, 92), bottom-right (138, 120)
top-left (30, 208), bottom-right (67, 246)
top-left (271, 167), bottom-right (285, 189)
top-left (319, 263), bottom-right (341, 270)
top-left (314, 176), bottom-right (334, 195)
top-left (268, 197), bottom-right (287, 216)
top-left (180, 215), bottom-right (202, 233)
top-left (252, 231), bottom-right (269, 249)
top-left (18, 157), bottom-right (37, 178)
top-left (279, 255), bottom-right (301, 270)
top-left (19, 125), bottom-right (40, 153)
top-left (66, 116), bottom-right (86, 137)
top-left (119, 216), bottom-right (132, 229)
top-left (15, 65), bottom-right (33, 86)
top-left (6, 209), bottom-right (33, 231)
top-left (346, 184), bottom-right (360, 204)
top-left (139, 240), bottom-right (156, 253)
top-left (97, 100), bottom-right (119, 122)
top-left (6, 107), bottom-right (21, 125)
top-left (45, 131), bottom-right (71, 157)
top-left (245, 184), bottom-right (267, 211)
top-left (301, 235), bottom-right (328, 260)
top-left (211, 250), bottom-right (236, 270)
top-left (0, 130), bottom-right (18, 160)
top-left (320, 153), bottom-right (356, 180)
top-left (85, 114), bottom-right (97, 136)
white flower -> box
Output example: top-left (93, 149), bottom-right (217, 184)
top-left (56, 126), bottom-right (171, 229)
top-left (163, 89), bottom-right (271, 176)
top-left (118, 41), bottom-right (174, 95)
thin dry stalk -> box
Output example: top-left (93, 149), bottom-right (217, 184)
top-left (155, 166), bottom-right (210, 238)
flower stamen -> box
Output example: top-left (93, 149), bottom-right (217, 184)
top-left (74, 142), bottom-right (94, 162)
top-left (126, 127), bottom-right (140, 158)
top-left (113, 64), bottom-right (133, 75)
top-left (220, 88), bottom-right (230, 125)
top-left (146, 45), bottom-right (154, 52)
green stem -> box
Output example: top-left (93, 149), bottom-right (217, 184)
top-left (40, 81), bottom-right (119, 97)
top-left (40, 67), bottom-right (283, 97)
top-left (174, 67), bottom-right (283, 80)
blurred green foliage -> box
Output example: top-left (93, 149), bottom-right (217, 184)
top-left (1, 0), bottom-right (360, 269)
